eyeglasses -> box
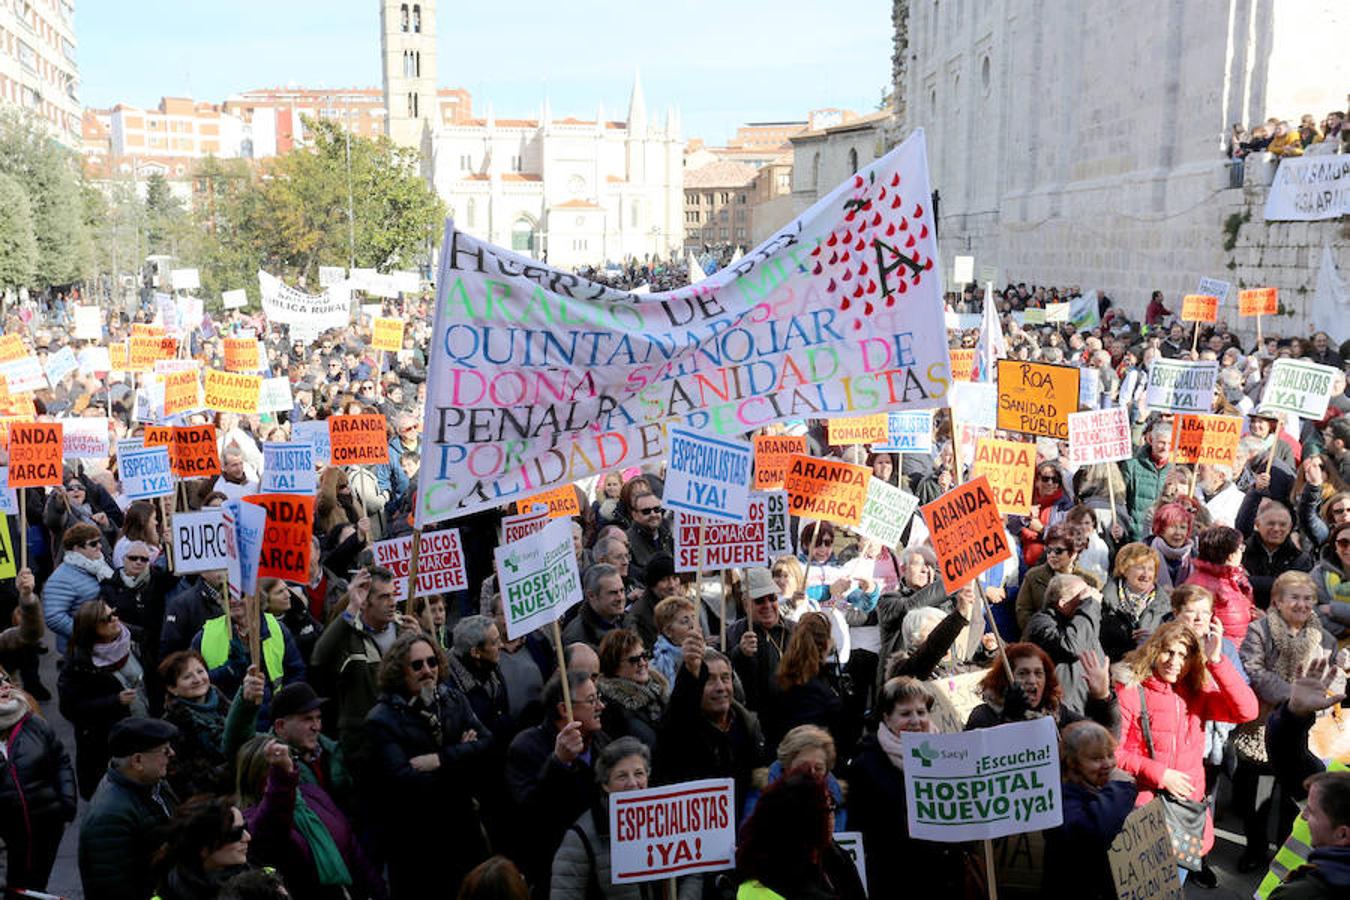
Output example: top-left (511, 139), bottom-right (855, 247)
top-left (753, 595), bottom-right (777, 605)
top-left (625, 652), bottom-right (652, 666)
top-left (125, 555), bottom-right (150, 563)
top-left (636, 505), bottom-right (661, 515)
top-left (220, 824), bottom-right (247, 845)
top-left (1045, 546), bottom-right (1073, 555)
top-left (1336, 538), bottom-right (1350, 549)
top-left (82, 540), bottom-right (102, 549)
top-left (409, 656), bottom-right (438, 672)
top-left (65, 484), bottom-right (84, 492)
top-left (1037, 474), bottom-right (1058, 482)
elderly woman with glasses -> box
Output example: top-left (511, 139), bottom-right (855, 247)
top-left (43, 523), bottom-right (115, 655)
top-left (596, 628), bottom-right (667, 749)
top-left (365, 632), bottom-right (493, 896)
top-left (1015, 524), bottom-right (1101, 635)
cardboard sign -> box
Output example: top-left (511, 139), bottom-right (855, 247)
top-left (496, 516), bottom-right (582, 639)
top-left (0, 357), bottom-right (47, 394)
top-left (0, 511), bottom-right (15, 580)
top-left (7, 422), bottom-right (63, 487)
top-left (261, 442), bottom-right (317, 494)
top-left (371, 529), bottom-right (468, 601)
top-left (949, 347), bottom-right (977, 382)
top-left (258, 376), bottom-right (294, 415)
top-left (1170, 414), bottom-right (1243, 467)
top-left (501, 507), bottom-right (551, 543)
top-left (901, 716), bottom-right (1061, 841)
top-left (1067, 408), bottom-right (1132, 467)
top-left (874, 410), bottom-right (934, 453)
top-left (920, 476), bottom-right (1012, 593)
top-left (1145, 359), bottom-right (1219, 414)
top-left (828, 414), bottom-right (888, 446)
top-left (784, 454), bottom-right (869, 526)
top-left (995, 359), bottom-right (1080, 440)
top-left (973, 438), bottom-right (1036, 517)
top-left (1180, 294), bottom-right (1219, 323)
top-left (856, 477), bottom-right (919, 548)
top-left (63, 417), bottom-right (111, 459)
top-left (163, 369), bottom-right (201, 415)
top-left (128, 335), bottom-right (179, 371)
top-left (1238, 287), bottom-right (1278, 317)
top-left (752, 434), bottom-right (807, 490)
top-left (371, 317), bottom-right (405, 352)
top-left (78, 345), bottom-right (112, 375)
top-left (514, 484), bottom-right (581, 518)
top-left (143, 426), bottom-right (173, 447)
top-left (223, 338), bottom-right (261, 373)
top-left (204, 369), bottom-right (261, 414)
top-left (73, 305), bottom-right (103, 340)
top-left (222, 289), bottom-right (248, 310)
top-left (1196, 276), bottom-right (1232, 304)
top-left (171, 424), bottom-right (221, 478)
top-left (327, 414), bottom-right (389, 465)
top-left (664, 426), bottom-right (752, 523)
top-left (243, 494), bottom-right (314, 582)
top-left (609, 779), bottom-right (736, 884)
top-left (44, 346), bottom-right (78, 386)
top-left (171, 509), bottom-right (233, 575)
top-left (673, 494), bottom-right (769, 572)
top-left (0, 334), bottom-right (26, 362)
top-left (119, 444), bottom-right (174, 500)
top-left (1108, 799), bottom-right (1184, 900)
top-left (293, 420), bottom-right (331, 466)
top-left (1259, 358), bottom-right (1339, 419)
top-left (949, 381), bottom-right (998, 430)
top-left (763, 490), bottom-right (790, 557)
top-left (833, 833), bottom-right (868, 896)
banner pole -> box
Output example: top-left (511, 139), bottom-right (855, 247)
top-left (983, 838), bottom-right (999, 900)
top-left (551, 618), bottom-right (574, 722)
top-left (1256, 313), bottom-right (1263, 348)
top-left (18, 488), bottom-right (25, 573)
top-left (1191, 321), bottom-right (1200, 355)
top-left (975, 579), bottom-right (1013, 681)
top-left (245, 587), bottom-right (261, 671)
top-left (720, 569), bottom-right (730, 653)
top-left (404, 527), bottom-right (423, 614)
top-left (1106, 468), bottom-right (1118, 529)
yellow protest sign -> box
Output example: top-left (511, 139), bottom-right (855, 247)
top-left (0, 334), bottom-right (26, 362)
top-left (995, 359), bottom-right (1080, 439)
top-left (372, 317), bottom-right (405, 352)
top-left (0, 512), bottom-right (14, 579)
top-left (1181, 294), bottom-right (1218, 323)
top-left (973, 437), bottom-right (1036, 517)
top-left (950, 348), bottom-right (976, 382)
top-left (753, 435), bottom-right (808, 490)
top-left (1170, 414), bottom-right (1243, 468)
top-left (128, 335), bottom-right (179, 372)
top-left (827, 414), bottom-right (888, 446)
top-left (203, 369), bottom-right (260, 414)
top-left (163, 369), bottom-right (200, 416)
top-left (130, 323), bottom-right (165, 337)
top-left (108, 341), bottom-right (128, 371)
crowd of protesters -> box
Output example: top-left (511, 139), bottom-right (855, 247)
top-left (0, 276), bottom-right (1346, 900)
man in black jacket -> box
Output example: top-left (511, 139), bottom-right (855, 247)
top-left (560, 564), bottom-right (625, 650)
top-left (158, 571), bottom-right (227, 658)
top-left (727, 567), bottom-right (794, 713)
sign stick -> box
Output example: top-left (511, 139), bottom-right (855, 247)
top-left (158, 496), bottom-right (174, 572)
top-left (983, 838), bottom-right (999, 900)
top-left (245, 588), bottom-right (261, 671)
top-left (17, 488), bottom-right (25, 572)
top-left (975, 579), bottom-right (1014, 682)
top-left (1190, 321), bottom-right (1200, 355)
top-left (695, 518), bottom-right (708, 638)
top-left (550, 618), bottom-right (574, 722)
top-left (719, 570), bottom-right (730, 653)
top-left (1106, 469), bottom-right (1118, 529)
top-left (666, 877), bottom-right (677, 900)
top-left (1187, 466), bottom-right (1198, 499)
top-left (1256, 313), bottom-right (1263, 348)
top-left (403, 528), bottom-right (423, 612)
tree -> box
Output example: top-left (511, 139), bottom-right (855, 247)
top-left (0, 107), bottom-right (93, 287)
top-left (0, 172), bottom-right (37, 291)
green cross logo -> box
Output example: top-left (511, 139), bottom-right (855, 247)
top-left (911, 741), bottom-right (939, 768)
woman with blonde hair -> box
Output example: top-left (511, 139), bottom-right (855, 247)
top-left (742, 724), bottom-right (847, 830)
top-left (1100, 542), bottom-right (1172, 661)
top-left (315, 467), bottom-right (369, 575)
top-left (770, 556), bottom-right (809, 621)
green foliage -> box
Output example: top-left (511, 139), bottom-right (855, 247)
top-left (0, 107), bottom-right (93, 287)
top-left (1221, 209), bottom-right (1251, 252)
top-left (0, 172), bottom-right (38, 290)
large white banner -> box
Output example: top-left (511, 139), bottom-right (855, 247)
top-left (417, 129), bottom-right (952, 525)
top-left (1264, 155), bottom-right (1350, 221)
top-left (258, 270), bottom-right (351, 328)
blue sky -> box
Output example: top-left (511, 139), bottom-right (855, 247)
top-left (78, 1), bottom-right (894, 145)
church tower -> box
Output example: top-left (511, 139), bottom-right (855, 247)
top-left (381, 1), bottom-right (438, 148)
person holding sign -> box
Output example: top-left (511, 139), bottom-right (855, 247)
top-left (966, 641), bottom-right (1119, 733)
top-left (189, 584), bottom-right (306, 725)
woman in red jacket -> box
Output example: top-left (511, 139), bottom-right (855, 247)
top-left (1019, 463), bottom-right (1072, 568)
top-left (1113, 619), bottom-right (1258, 884)
top-left (1182, 525), bottom-right (1256, 644)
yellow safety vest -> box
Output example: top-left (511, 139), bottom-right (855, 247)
top-left (200, 613), bottom-right (286, 688)
top-left (736, 883), bottom-right (785, 900)
top-left (1256, 758), bottom-right (1349, 899)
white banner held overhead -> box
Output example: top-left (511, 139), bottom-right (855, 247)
top-left (495, 516), bottom-right (582, 640)
top-left (169, 268), bottom-right (200, 291)
top-left (1144, 359), bottom-right (1219, 414)
top-left (1264, 155), bottom-right (1350, 221)
top-left (609, 779), bottom-right (736, 885)
top-left (1259, 358), bottom-right (1339, 419)
top-left (171, 509), bottom-right (232, 575)
top-left (0, 357), bottom-right (46, 394)
top-left (73, 306), bottom-right (102, 340)
top-left (258, 376), bottom-right (294, 415)
top-left (258, 270), bottom-right (351, 328)
top-left (371, 529), bottom-right (468, 601)
top-left (222, 289), bottom-right (249, 310)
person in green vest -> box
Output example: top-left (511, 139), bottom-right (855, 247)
top-left (190, 585), bottom-right (306, 726)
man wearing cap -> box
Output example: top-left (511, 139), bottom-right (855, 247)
top-left (79, 718), bottom-right (179, 900)
top-left (728, 567), bottom-right (796, 713)
top-left (228, 681), bottom-right (353, 812)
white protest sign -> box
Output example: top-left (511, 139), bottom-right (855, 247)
top-left (222, 289), bottom-right (249, 310)
top-left (391, 270), bottom-right (421, 294)
top-left (120, 444), bottom-right (174, 500)
top-left (949, 381), bottom-right (998, 431)
top-left (763, 490), bottom-right (790, 557)
top-left (292, 421), bottom-right (331, 466)
top-left (73, 306), bottom-right (102, 340)
top-left (261, 442), bottom-right (317, 494)
top-left (177, 295), bottom-right (203, 328)
top-left (0, 469), bottom-right (17, 515)
top-left (232, 499), bottom-right (266, 596)
top-left (501, 506), bottom-right (550, 543)
top-left (673, 494), bottom-right (768, 572)
top-left (221, 506), bottom-right (242, 603)
top-left (44, 346), bottom-right (78, 385)
top-left (171, 508), bottom-right (233, 575)
top-left (857, 477), bottom-right (919, 548)
top-left (1264, 155), bottom-right (1350, 221)
top-left (495, 516), bottom-right (582, 639)
top-left (834, 832), bottom-right (868, 895)
top-left (359, 304), bottom-right (382, 323)
top-left (1108, 798), bottom-right (1184, 900)
top-left (371, 529), bottom-right (468, 601)
top-left (1078, 367), bottom-right (1100, 410)
top-left (154, 358), bottom-right (200, 375)
top-left (63, 417), bottom-right (111, 459)
top-left (1145, 359), bottom-right (1218, 414)
top-left (1043, 302), bottom-right (1071, 323)
top-left (664, 426), bottom-right (752, 523)
top-left (258, 270), bottom-right (351, 328)
top-left (874, 410), bottom-right (934, 453)
top-left (1259, 358), bottom-right (1339, 419)
top-left (1068, 407), bottom-right (1133, 466)
top-left (258, 376), bottom-right (294, 414)
top-left (0, 357), bottom-right (46, 394)
top-left (169, 268), bottom-right (200, 291)
top-left (78, 345), bottom-right (112, 375)
top-left (901, 716), bottom-right (1061, 841)
top-left (953, 256), bottom-right (974, 284)
top-left (609, 778), bottom-right (736, 885)
top-left (317, 267), bottom-right (346, 288)
top-left (1197, 276), bottom-right (1232, 304)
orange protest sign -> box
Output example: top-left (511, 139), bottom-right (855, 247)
top-left (1181, 294), bottom-right (1219, 323)
top-left (995, 359), bottom-right (1080, 440)
top-left (128, 335), bottom-right (178, 371)
top-left (7, 422), bottom-right (64, 487)
top-left (0, 334), bottom-right (26, 362)
top-left (203, 369), bottom-right (260, 414)
top-left (828, 414), bottom-right (888, 446)
top-left (162, 369), bottom-right (200, 416)
top-left (143, 426), bottom-right (173, 447)
top-left (949, 347), bottom-right (977, 382)
top-left (920, 476), bottom-right (1013, 593)
top-left (170, 425), bottom-right (220, 478)
top-left (371, 317), bottom-right (405, 352)
top-left (327, 414), bottom-right (389, 465)
top-left (1170, 414), bottom-right (1243, 468)
top-left (1238, 288), bottom-right (1278, 317)
top-left (783, 453), bottom-right (869, 526)
top-left (130, 323), bottom-right (165, 337)
top-left (244, 493), bottom-right (315, 583)
top-left (223, 338), bottom-right (260, 373)
top-left (973, 437), bottom-right (1036, 517)
top-left (753, 434), bottom-right (808, 490)
top-left (515, 484), bottom-right (582, 518)
top-left (108, 341), bottom-right (128, 371)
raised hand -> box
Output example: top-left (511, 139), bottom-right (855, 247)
top-left (1288, 658), bottom-right (1346, 717)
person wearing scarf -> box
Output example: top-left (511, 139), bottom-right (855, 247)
top-left (237, 735), bottom-right (386, 900)
top-left (42, 475), bottom-right (114, 565)
top-left (43, 523), bottom-right (115, 654)
top-left (1147, 499), bottom-right (1199, 588)
top-left (1311, 520), bottom-right (1350, 641)
top-left (1100, 542), bottom-right (1172, 662)
top-left (159, 650), bottom-right (264, 798)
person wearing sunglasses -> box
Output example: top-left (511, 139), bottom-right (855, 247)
top-left (1311, 519), bottom-right (1350, 641)
top-left (1017, 463), bottom-right (1073, 569)
top-left (43, 523), bottom-right (115, 656)
top-left (151, 795), bottom-right (255, 900)
top-left (596, 628), bottom-right (666, 750)
top-left (366, 632), bottom-right (493, 896)
top-left (43, 470), bottom-right (115, 565)
top-left (1016, 524), bottom-right (1101, 635)
top-left (623, 486), bottom-right (672, 585)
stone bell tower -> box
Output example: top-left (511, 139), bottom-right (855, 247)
top-left (380, 0), bottom-right (437, 148)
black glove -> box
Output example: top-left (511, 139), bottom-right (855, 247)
top-left (1003, 681), bottom-right (1029, 720)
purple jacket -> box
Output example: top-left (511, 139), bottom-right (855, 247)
top-left (245, 764), bottom-right (387, 900)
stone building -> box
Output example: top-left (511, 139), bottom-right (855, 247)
top-left (891, 0), bottom-right (1350, 329)
top-left (683, 160), bottom-right (758, 251)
